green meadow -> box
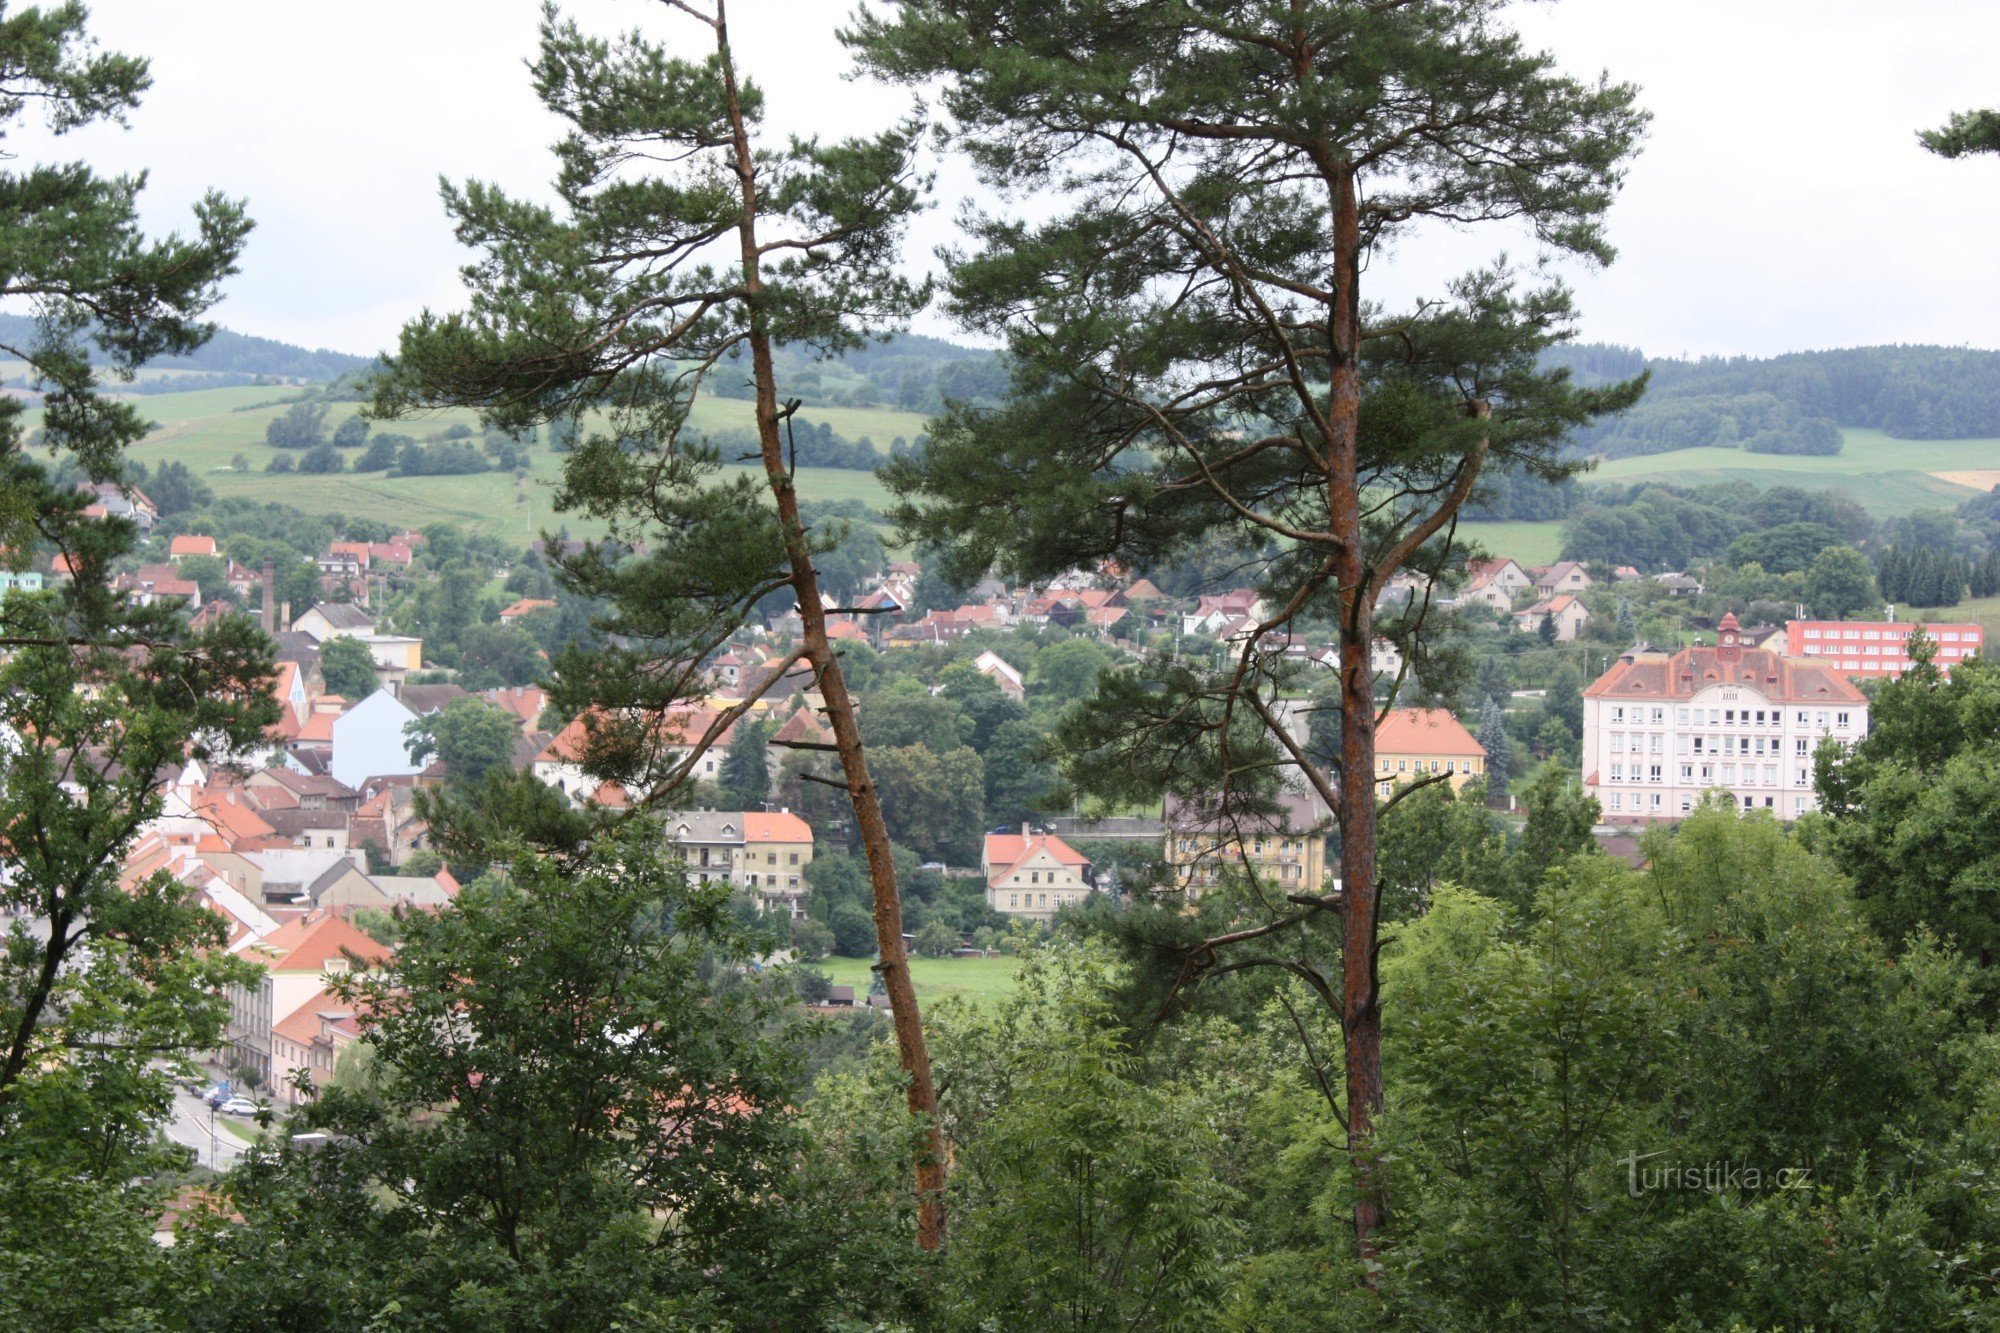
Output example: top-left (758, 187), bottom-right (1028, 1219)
top-left (818, 953), bottom-right (1022, 1006)
top-left (1587, 428), bottom-right (2000, 517)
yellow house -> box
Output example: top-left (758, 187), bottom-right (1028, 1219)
top-left (1374, 707), bottom-right (1486, 800)
top-left (983, 828), bottom-right (1093, 922)
top-left (1165, 789), bottom-right (1329, 896)
top-left (741, 811), bottom-right (814, 917)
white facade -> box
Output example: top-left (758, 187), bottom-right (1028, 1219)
top-left (329, 689), bottom-right (423, 789)
top-left (1584, 685), bottom-right (1864, 822)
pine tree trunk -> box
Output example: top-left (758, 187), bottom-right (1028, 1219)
top-left (1326, 160), bottom-right (1387, 1271)
top-left (713, 1), bottom-right (948, 1251)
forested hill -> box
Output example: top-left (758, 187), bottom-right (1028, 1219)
top-left (1547, 343), bottom-right (2000, 458)
top-left (0, 313), bottom-right (371, 387)
top-left (708, 332), bottom-right (1008, 413)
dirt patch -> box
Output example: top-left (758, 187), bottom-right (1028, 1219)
top-left (1932, 470), bottom-right (2000, 492)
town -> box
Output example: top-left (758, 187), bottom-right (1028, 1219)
top-left (3, 1), bottom-right (1999, 1327)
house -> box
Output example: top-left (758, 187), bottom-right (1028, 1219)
top-left (1781, 619), bottom-right (1984, 680)
top-left (114, 564), bottom-right (201, 608)
top-left (663, 809), bottom-right (815, 916)
top-left (293, 602), bottom-right (378, 642)
top-left (77, 481), bottom-right (157, 530)
top-left (1182, 590), bottom-right (1265, 637)
top-left (1583, 613), bottom-right (1868, 823)
top-left (982, 827), bottom-right (1093, 922)
top-left (1373, 708), bottom-right (1487, 800)
top-left (269, 991), bottom-right (367, 1108)
top-left (1164, 788), bottom-right (1329, 896)
top-left (329, 689), bottom-right (424, 789)
top-left (360, 635), bottom-right (423, 687)
top-left (499, 597), bottom-right (556, 624)
top-left (534, 704), bottom-right (732, 805)
top-left (225, 911), bottom-right (392, 1086)
top-left (973, 649), bottom-right (1026, 700)
top-left (1654, 572), bottom-right (1704, 597)
top-left (1533, 561), bottom-right (1593, 596)
top-left (1514, 594), bottom-right (1591, 642)
top-left (168, 534), bottom-right (218, 562)
top-left (0, 570), bottom-right (45, 600)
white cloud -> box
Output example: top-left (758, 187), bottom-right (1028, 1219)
top-left (20, 0), bottom-right (1999, 358)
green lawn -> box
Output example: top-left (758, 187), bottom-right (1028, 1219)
top-left (1587, 428), bottom-right (2000, 518)
top-left (98, 386), bottom-right (909, 542)
top-left (1457, 520), bottom-right (1565, 566)
top-left (818, 954), bottom-right (1023, 1006)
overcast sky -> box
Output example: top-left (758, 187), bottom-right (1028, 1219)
top-left (21, 0), bottom-right (1998, 360)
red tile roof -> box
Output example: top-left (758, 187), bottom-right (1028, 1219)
top-left (1585, 643), bottom-right (1867, 704)
top-left (743, 811), bottom-right (812, 843)
top-left (245, 912), bottom-right (393, 973)
top-left (1375, 707), bottom-right (1485, 757)
top-left (169, 534), bottom-right (217, 557)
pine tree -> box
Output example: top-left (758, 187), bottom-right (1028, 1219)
top-left (852, 0), bottom-right (1646, 1264)
top-left (717, 717), bottom-right (772, 811)
top-left (372, 2), bottom-right (949, 1249)
top-left (1478, 696), bottom-right (1512, 805)
top-left (1616, 596), bottom-right (1637, 640)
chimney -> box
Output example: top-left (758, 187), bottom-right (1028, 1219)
top-left (1021, 823), bottom-right (1030, 838)
top-left (261, 558), bottom-right (275, 634)
top-left (280, 599), bottom-right (292, 632)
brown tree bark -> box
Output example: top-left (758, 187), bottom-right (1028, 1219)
top-left (712, 0), bottom-right (948, 1251)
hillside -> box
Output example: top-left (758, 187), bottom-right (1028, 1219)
top-left (1547, 342), bottom-right (2000, 459)
top-left (0, 313), bottom-right (371, 392)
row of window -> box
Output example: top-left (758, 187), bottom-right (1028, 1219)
top-left (1379, 758), bottom-right (1477, 774)
top-left (1802, 627), bottom-right (1972, 642)
top-left (1005, 891), bottom-right (1079, 910)
top-left (1607, 707), bottom-right (1853, 728)
top-left (1606, 791), bottom-right (1803, 814)
top-left (1605, 763), bottom-right (1809, 787)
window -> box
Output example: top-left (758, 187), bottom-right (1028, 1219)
top-left (1796, 738), bottom-right (1809, 754)
top-left (1677, 707), bottom-right (1690, 724)
top-left (1650, 793), bottom-right (1663, 809)
top-left (1797, 769), bottom-right (1808, 786)
top-left (1611, 707), bottom-right (1625, 723)
top-left (1651, 708), bottom-right (1665, 723)
top-left (1649, 764), bottom-right (1663, 781)
top-left (1681, 765), bottom-right (1694, 779)
top-left (1743, 795), bottom-right (1755, 809)
top-left (1399, 759), bottom-right (1408, 772)
top-left (1680, 797), bottom-right (1692, 812)
top-left (1609, 792), bottom-right (1622, 810)
top-left (1009, 894), bottom-right (1018, 908)
top-left (1039, 894), bottom-right (1048, 907)
top-left (1030, 871), bottom-right (1039, 884)
top-left (1836, 711), bottom-right (1851, 728)
top-left (788, 852), bottom-right (799, 866)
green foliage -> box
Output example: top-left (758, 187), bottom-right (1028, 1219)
top-left (0, 6), bottom-right (249, 556)
top-left (296, 438), bottom-right (343, 473)
top-left (1804, 544), bottom-right (1882, 619)
top-left (404, 697), bottom-right (518, 788)
top-left (1513, 764), bottom-right (1600, 900)
top-left (1921, 107), bottom-right (2000, 159)
top-left (316, 632), bottom-right (378, 700)
top-left (264, 399), bottom-right (327, 449)
top-left (182, 824), bottom-right (892, 1327)
top-left (829, 901), bottom-right (877, 958)
top-left (915, 918), bottom-right (959, 958)
top-left (1817, 646), bottom-right (2000, 973)
top-left (871, 743), bottom-right (985, 865)
top-left (717, 717), bottom-right (773, 811)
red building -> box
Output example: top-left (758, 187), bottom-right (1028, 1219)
top-left (1782, 620), bottom-right (1983, 679)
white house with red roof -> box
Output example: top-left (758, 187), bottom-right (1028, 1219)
top-left (1513, 593), bottom-right (1590, 642)
top-left (168, 534), bottom-right (218, 562)
top-left (1583, 613), bottom-right (1868, 822)
top-left (982, 826), bottom-right (1093, 922)
top-left (225, 910), bottom-right (392, 1086)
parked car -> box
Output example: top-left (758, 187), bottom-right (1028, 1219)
top-left (203, 1085), bottom-right (232, 1109)
top-left (217, 1096), bottom-right (262, 1117)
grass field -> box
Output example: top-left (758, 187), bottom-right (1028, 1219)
top-left (90, 379), bottom-right (2000, 545)
top-left (819, 954), bottom-right (1022, 1006)
top-left (99, 387), bottom-right (912, 542)
top-left (1588, 428), bottom-right (2000, 518)
top-left (1457, 520), bottom-right (1565, 566)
